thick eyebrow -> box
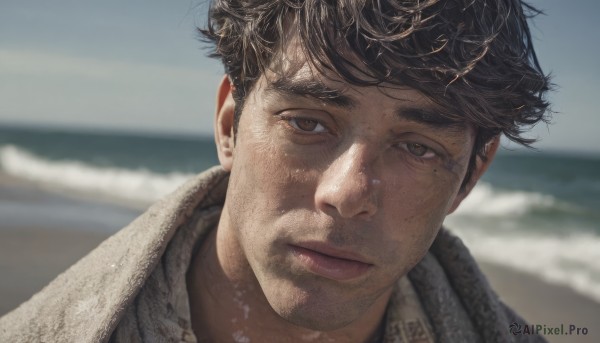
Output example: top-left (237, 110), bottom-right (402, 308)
top-left (266, 77), bottom-right (466, 131)
top-left (266, 77), bottom-right (357, 109)
top-left (399, 107), bottom-right (467, 131)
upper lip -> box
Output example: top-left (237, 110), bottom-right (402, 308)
top-left (291, 241), bottom-right (373, 265)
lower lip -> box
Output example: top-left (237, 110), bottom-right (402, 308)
top-left (290, 246), bottom-right (372, 281)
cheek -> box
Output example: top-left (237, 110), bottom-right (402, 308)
top-left (376, 170), bottom-right (462, 268)
top-left (384, 164), bottom-right (462, 220)
top-left (229, 118), bottom-right (318, 225)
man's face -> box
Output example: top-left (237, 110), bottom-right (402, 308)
top-left (216, 57), bottom-right (483, 330)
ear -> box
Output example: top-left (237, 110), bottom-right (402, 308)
top-left (214, 75), bottom-right (236, 171)
top-left (446, 135), bottom-right (500, 214)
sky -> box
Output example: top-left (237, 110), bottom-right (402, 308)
top-left (0, 0), bottom-right (599, 154)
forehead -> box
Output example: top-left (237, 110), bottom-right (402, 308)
top-left (268, 35), bottom-right (457, 109)
top-left (266, 40), bottom-right (414, 105)
top-left (260, 50), bottom-right (467, 131)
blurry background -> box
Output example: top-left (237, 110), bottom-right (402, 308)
top-left (1, 0), bottom-right (598, 150)
top-left (1, 0), bottom-right (599, 341)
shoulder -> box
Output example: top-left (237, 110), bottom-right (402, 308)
top-left (0, 167), bottom-right (229, 343)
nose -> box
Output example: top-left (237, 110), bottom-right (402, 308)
top-left (315, 143), bottom-right (380, 220)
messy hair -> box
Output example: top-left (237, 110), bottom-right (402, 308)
top-left (199, 0), bottom-right (551, 186)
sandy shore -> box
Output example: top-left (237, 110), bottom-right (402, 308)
top-left (480, 262), bottom-right (599, 343)
top-left (0, 227), bottom-right (109, 315)
top-left (0, 173), bottom-right (141, 315)
top-left (1, 173), bottom-right (598, 342)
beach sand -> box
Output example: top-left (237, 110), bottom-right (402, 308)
top-left (0, 173), bottom-right (141, 315)
top-left (480, 262), bottom-right (599, 342)
top-left (1, 173), bottom-right (598, 342)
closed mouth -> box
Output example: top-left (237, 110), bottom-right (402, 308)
top-left (289, 243), bottom-right (373, 281)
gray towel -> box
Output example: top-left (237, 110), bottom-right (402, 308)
top-left (0, 166), bottom-right (546, 342)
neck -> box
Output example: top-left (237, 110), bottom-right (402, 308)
top-left (186, 208), bottom-right (391, 343)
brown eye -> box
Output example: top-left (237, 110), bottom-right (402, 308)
top-left (406, 143), bottom-right (429, 157)
top-left (287, 118), bottom-right (327, 133)
top-left (296, 119), bottom-right (318, 131)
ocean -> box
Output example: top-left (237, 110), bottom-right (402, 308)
top-left (1, 125), bottom-right (599, 304)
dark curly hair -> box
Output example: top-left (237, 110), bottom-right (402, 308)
top-left (199, 0), bottom-right (551, 187)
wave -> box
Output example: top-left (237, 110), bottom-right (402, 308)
top-left (447, 182), bottom-right (600, 302)
top-left (4, 144), bottom-right (600, 303)
top-left (453, 182), bottom-right (558, 217)
top-left (0, 145), bottom-right (193, 204)
top-left (0, 144), bottom-right (579, 216)
top-left (446, 224), bottom-right (600, 304)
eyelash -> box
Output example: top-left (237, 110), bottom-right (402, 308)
top-left (282, 116), bottom-right (328, 134)
top-left (280, 114), bottom-right (439, 161)
top-left (396, 142), bottom-right (438, 160)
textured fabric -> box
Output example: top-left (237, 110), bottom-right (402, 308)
top-left (0, 166), bottom-right (546, 343)
top-left (0, 167), bottom-right (229, 343)
top-left (383, 276), bottom-right (435, 342)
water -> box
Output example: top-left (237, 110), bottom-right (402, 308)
top-left (1, 125), bottom-right (599, 303)
top-left (445, 152), bottom-right (600, 304)
top-left (0, 125), bottom-right (218, 203)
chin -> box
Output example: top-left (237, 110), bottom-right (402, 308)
top-left (264, 279), bottom-right (373, 331)
top-left (277, 303), bottom-right (357, 331)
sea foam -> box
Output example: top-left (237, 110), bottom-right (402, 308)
top-left (454, 182), bottom-right (556, 216)
top-left (0, 145), bottom-right (193, 204)
top-left (447, 183), bottom-right (600, 304)
top-left (448, 225), bottom-right (600, 304)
